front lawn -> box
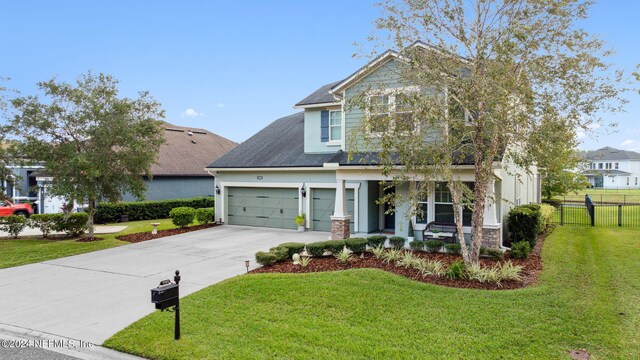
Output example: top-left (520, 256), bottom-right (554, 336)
top-left (104, 226), bottom-right (640, 359)
top-left (0, 218), bottom-right (177, 269)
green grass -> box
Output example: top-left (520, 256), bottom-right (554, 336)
top-left (553, 205), bottom-right (640, 227)
top-left (104, 227), bottom-right (640, 359)
top-left (555, 188), bottom-right (640, 204)
top-left (0, 219), bottom-right (177, 269)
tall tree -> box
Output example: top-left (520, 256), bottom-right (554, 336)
top-left (351, 0), bottom-right (630, 265)
top-left (10, 72), bottom-right (165, 238)
top-left (0, 78), bottom-right (15, 200)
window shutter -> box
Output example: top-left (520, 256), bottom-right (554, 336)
top-left (320, 110), bottom-right (329, 142)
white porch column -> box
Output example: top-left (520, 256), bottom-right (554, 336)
top-left (333, 179), bottom-right (347, 218)
top-left (331, 179), bottom-right (351, 240)
top-left (483, 177), bottom-right (499, 226)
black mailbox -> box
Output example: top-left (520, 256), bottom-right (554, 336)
top-left (151, 283), bottom-right (179, 310)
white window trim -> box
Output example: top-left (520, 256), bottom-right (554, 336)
top-left (328, 110), bottom-right (342, 143)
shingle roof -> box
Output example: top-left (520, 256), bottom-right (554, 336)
top-left (208, 113), bottom-right (337, 168)
top-left (294, 81), bottom-right (341, 107)
top-left (153, 122), bottom-right (237, 176)
top-left (584, 147), bottom-right (640, 161)
top-left (206, 112), bottom-right (487, 169)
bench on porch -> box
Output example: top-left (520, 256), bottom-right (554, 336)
top-left (423, 221), bottom-right (458, 243)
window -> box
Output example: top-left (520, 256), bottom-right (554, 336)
top-left (367, 89), bottom-right (418, 135)
top-left (415, 182), bottom-right (429, 224)
top-left (598, 163), bottom-right (603, 170)
top-left (605, 163), bottom-right (612, 170)
top-left (329, 110), bottom-right (342, 142)
top-left (627, 177), bottom-right (630, 186)
top-left (433, 182), bottom-right (474, 226)
top-left (615, 162), bottom-right (619, 170)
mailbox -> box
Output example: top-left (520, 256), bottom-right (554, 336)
top-left (151, 283), bottom-right (179, 310)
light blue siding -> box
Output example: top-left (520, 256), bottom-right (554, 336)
top-left (304, 110), bottom-right (342, 153)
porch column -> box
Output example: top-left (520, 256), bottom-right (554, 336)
top-left (482, 177), bottom-right (501, 248)
top-left (331, 179), bottom-right (351, 240)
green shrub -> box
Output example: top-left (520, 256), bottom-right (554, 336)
top-left (1, 215), bottom-right (28, 238)
top-left (255, 251), bottom-right (277, 266)
top-left (54, 213), bottom-right (89, 237)
top-left (447, 260), bottom-right (466, 279)
top-left (507, 205), bottom-right (541, 247)
top-left (389, 236), bottom-right (406, 249)
top-left (29, 214), bottom-right (57, 238)
top-left (510, 241), bottom-right (531, 259)
top-left (94, 197), bottom-right (214, 223)
top-left (484, 248), bottom-right (504, 261)
top-left (538, 204), bottom-right (555, 232)
top-left (541, 198), bottom-right (562, 208)
top-left (445, 243), bottom-right (461, 255)
top-left (269, 246), bottom-right (290, 262)
top-left (344, 238), bottom-right (367, 253)
top-left (410, 240), bottom-right (425, 251)
top-left (325, 240), bottom-right (346, 254)
top-left (367, 235), bottom-right (387, 248)
top-left (169, 207), bottom-right (196, 228)
top-left (276, 242), bottom-right (306, 257)
top-left (195, 207), bottom-right (214, 224)
top-left (306, 241), bottom-right (328, 257)
top-left (425, 240), bottom-right (444, 253)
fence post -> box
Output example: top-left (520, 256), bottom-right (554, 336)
top-left (591, 205), bottom-right (595, 227)
top-left (618, 205), bottom-right (622, 227)
top-left (560, 205), bottom-right (564, 226)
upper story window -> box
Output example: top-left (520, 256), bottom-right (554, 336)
top-left (615, 162), bottom-right (619, 170)
top-left (598, 163), bottom-right (603, 170)
top-left (366, 88), bottom-right (418, 136)
top-left (329, 110), bottom-right (342, 142)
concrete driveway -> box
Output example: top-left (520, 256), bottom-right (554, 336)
top-left (0, 225), bottom-right (329, 346)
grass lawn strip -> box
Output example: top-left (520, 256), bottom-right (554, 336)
top-left (0, 219), bottom-right (177, 269)
top-left (104, 226), bottom-right (640, 359)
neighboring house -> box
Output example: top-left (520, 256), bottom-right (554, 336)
top-left (581, 146), bottom-right (640, 189)
top-left (206, 43), bottom-right (539, 248)
top-left (4, 122), bottom-right (236, 213)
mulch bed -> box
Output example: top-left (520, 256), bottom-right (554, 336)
top-left (251, 229), bottom-right (549, 290)
top-left (116, 223), bottom-right (219, 243)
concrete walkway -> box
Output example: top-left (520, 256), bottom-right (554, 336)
top-left (0, 226), bottom-right (329, 351)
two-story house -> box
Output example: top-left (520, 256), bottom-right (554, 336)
top-left (206, 44), bottom-right (539, 248)
top-left (582, 146), bottom-right (640, 189)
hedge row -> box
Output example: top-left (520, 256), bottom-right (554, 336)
top-left (94, 197), bottom-right (214, 223)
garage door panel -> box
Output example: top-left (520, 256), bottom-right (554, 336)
top-left (226, 187), bottom-right (298, 229)
top-left (311, 188), bottom-right (354, 232)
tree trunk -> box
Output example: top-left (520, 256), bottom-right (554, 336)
top-left (87, 198), bottom-right (95, 239)
top-left (450, 182), bottom-right (473, 264)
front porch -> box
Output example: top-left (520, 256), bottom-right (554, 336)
top-left (330, 170), bottom-right (504, 248)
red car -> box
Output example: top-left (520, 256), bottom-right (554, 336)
top-left (0, 200), bottom-right (34, 217)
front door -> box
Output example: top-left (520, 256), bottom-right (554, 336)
top-left (383, 185), bottom-right (395, 230)
top-left (594, 176), bottom-right (603, 188)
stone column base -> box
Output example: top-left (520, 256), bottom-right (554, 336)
top-left (481, 226), bottom-right (501, 249)
top-left (331, 216), bottom-right (351, 240)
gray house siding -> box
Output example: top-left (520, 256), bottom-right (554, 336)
top-left (121, 176), bottom-right (214, 202)
top-left (303, 109), bottom-right (343, 153)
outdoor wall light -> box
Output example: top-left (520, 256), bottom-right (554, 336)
top-left (245, 260), bottom-right (250, 273)
top-left (300, 186), bottom-right (306, 198)
top-left (215, 185), bottom-right (220, 195)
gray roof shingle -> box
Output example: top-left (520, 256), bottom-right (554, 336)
top-left (294, 81), bottom-right (341, 107)
top-left (584, 147), bottom-right (640, 161)
top-left (208, 112), bottom-right (337, 168)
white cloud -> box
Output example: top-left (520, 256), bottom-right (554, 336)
top-left (180, 108), bottom-right (204, 118)
top-left (576, 123), bottom-right (601, 139)
top-left (216, 102), bottom-right (225, 108)
top-left (620, 139), bottom-right (640, 152)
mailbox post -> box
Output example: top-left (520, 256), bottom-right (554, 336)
top-left (150, 270), bottom-right (181, 340)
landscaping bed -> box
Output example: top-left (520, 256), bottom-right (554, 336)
top-left (116, 223), bottom-right (218, 243)
top-left (252, 235), bottom-right (544, 290)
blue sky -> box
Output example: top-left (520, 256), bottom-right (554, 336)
top-left (1, 1), bottom-right (638, 151)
